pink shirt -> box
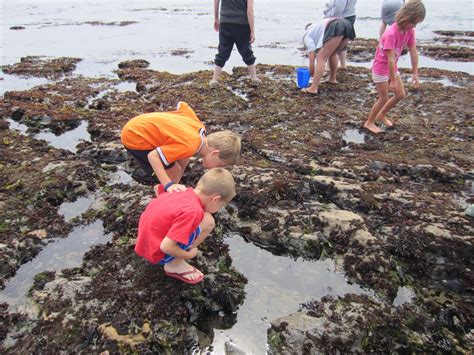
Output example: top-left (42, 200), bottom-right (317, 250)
top-left (372, 22), bottom-right (416, 76)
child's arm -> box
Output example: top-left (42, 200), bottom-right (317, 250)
top-left (247, 0), bottom-right (255, 43)
top-left (386, 49), bottom-right (398, 91)
top-left (409, 45), bottom-right (419, 88)
top-left (147, 150), bottom-right (186, 192)
top-left (161, 237), bottom-right (199, 260)
top-left (308, 51), bottom-right (316, 76)
top-left (213, 0), bottom-right (220, 32)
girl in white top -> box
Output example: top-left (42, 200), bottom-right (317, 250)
top-left (302, 18), bottom-right (355, 95)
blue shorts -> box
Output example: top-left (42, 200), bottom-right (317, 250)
top-left (158, 226), bottom-right (201, 265)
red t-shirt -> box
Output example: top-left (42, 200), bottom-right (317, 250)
top-left (135, 188), bottom-right (204, 264)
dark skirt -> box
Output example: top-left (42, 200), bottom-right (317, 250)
top-left (323, 18), bottom-right (356, 45)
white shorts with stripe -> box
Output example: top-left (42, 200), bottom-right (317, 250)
top-left (372, 71), bottom-right (400, 84)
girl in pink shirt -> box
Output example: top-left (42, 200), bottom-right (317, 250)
top-left (364, 1), bottom-right (426, 134)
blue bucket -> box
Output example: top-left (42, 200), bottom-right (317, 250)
top-left (296, 67), bottom-right (310, 88)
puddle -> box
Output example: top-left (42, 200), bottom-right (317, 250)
top-left (58, 195), bottom-right (95, 222)
top-left (0, 220), bottom-right (112, 311)
top-left (107, 166), bottom-right (134, 185)
top-left (421, 77), bottom-right (464, 88)
top-left (0, 74), bottom-right (49, 96)
top-left (113, 80), bottom-right (137, 92)
top-left (207, 233), bottom-right (371, 354)
top-left (226, 86), bottom-right (249, 101)
top-left (7, 118), bottom-right (91, 153)
top-left (320, 130), bottom-right (331, 139)
top-left (343, 128), bottom-right (366, 144)
top-left (393, 286), bottom-right (416, 306)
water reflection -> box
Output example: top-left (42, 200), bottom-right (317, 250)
top-left (209, 233), bottom-right (371, 354)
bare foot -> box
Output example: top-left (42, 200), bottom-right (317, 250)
top-left (209, 80), bottom-right (218, 87)
top-left (164, 260), bottom-right (203, 282)
top-left (376, 115), bottom-right (393, 127)
top-left (250, 77), bottom-right (262, 86)
top-left (363, 122), bottom-right (383, 134)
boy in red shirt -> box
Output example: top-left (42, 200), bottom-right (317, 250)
top-left (135, 168), bottom-right (236, 284)
top-left (121, 101), bottom-right (241, 195)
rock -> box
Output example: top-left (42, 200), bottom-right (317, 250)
top-left (28, 229), bottom-right (48, 239)
top-left (424, 224), bottom-right (452, 238)
top-left (464, 204), bottom-right (474, 218)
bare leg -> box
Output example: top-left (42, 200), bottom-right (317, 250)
top-left (338, 50), bottom-right (347, 69)
top-left (305, 36), bottom-right (344, 94)
top-left (248, 64), bottom-right (261, 82)
top-left (364, 81), bottom-right (389, 134)
top-left (377, 75), bottom-right (405, 125)
top-left (328, 53), bottom-right (339, 83)
top-left (210, 65), bottom-right (223, 85)
top-left (163, 213), bottom-right (215, 281)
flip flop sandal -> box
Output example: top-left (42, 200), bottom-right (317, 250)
top-left (165, 267), bottom-right (204, 285)
top-left (301, 88), bottom-right (319, 95)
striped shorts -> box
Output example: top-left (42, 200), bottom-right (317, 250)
top-left (158, 226), bottom-right (201, 265)
top-left (372, 71), bottom-right (400, 84)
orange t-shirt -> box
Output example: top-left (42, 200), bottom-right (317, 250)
top-left (121, 102), bottom-right (205, 166)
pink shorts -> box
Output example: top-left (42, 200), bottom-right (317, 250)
top-left (372, 71), bottom-right (400, 84)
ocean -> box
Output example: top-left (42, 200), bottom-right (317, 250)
top-left (1, 0), bottom-right (473, 82)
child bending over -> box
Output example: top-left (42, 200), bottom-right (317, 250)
top-left (301, 18), bottom-right (355, 95)
top-left (135, 168), bottom-right (236, 285)
top-left (121, 101), bottom-right (240, 195)
top-left (364, 1), bottom-right (426, 134)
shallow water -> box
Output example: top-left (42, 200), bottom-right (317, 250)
top-left (7, 118), bottom-right (91, 153)
top-left (58, 195), bottom-right (95, 222)
top-left (0, 220), bottom-right (112, 310)
top-left (208, 233), bottom-right (371, 354)
top-left (1, 0), bottom-right (472, 79)
top-left (343, 128), bottom-right (367, 144)
top-left (393, 286), bottom-right (416, 307)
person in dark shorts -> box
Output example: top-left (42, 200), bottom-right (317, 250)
top-left (323, 0), bottom-right (357, 69)
top-left (301, 18), bottom-right (355, 95)
top-left (121, 102), bottom-right (241, 196)
top-left (210, 0), bottom-right (261, 85)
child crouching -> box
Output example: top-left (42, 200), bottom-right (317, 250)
top-left (135, 168), bottom-right (236, 285)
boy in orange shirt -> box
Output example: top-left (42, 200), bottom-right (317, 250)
top-left (135, 168), bottom-right (236, 284)
top-left (121, 102), bottom-right (241, 196)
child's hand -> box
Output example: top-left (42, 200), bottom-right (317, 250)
top-left (389, 79), bottom-right (398, 92)
top-left (412, 74), bottom-right (420, 89)
top-left (187, 248), bottom-right (199, 259)
top-left (167, 183), bottom-right (187, 193)
top-left (214, 20), bottom-right (219, 32)
top-left (250, 32), bottom-right (255, 43)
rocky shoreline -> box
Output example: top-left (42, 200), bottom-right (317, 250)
top-left (1, 32), bottom-right (473, 352)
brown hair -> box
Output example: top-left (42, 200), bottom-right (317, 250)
top-left (207, 130), bottom-right (241, 165)
top-left (396, 0), bottom-right (426, 29)
top-left (196, 168), bottom-right (236, 202)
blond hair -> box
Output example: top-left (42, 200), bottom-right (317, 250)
top-left (396, 1), bottom-right (426, 29)
top-left (207, 130), bottom-right (241, 165)
top-left (196, 168), bottom-right (236, 202)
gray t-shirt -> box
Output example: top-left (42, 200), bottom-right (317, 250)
top-left (220, 0), bottom-right (249, 25)
top-left (323, 0), bottom-right (357, 18)
top-left (381, 0), bottom-right (404, 25)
